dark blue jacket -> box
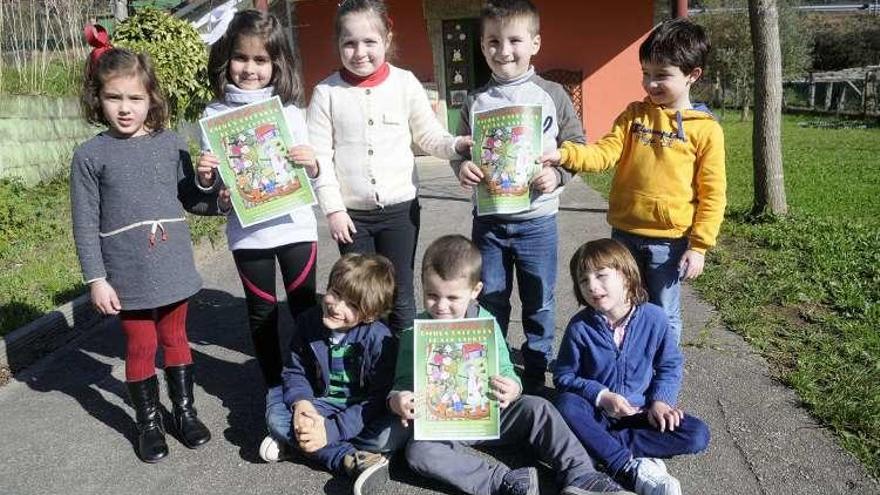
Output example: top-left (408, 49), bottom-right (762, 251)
top-left (281, 307), bottom-right (397, 445)
top-left (552, 303), bottom-right (682, 409)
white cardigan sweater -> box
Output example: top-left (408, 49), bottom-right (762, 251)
top-left (307, 64), bottom-right (460, 213)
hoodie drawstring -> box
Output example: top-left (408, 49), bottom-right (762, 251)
top-left (675, 111), bottom-right (685, 141)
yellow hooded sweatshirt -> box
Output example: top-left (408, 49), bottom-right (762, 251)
top-left (560, 99), bottom-right (726, 253)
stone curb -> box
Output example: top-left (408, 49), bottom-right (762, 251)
top-left (0, 240), bottom-right (223, 378)
top-left (0, 292), bottom-right (103, 375)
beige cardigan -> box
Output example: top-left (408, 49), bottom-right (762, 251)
top-left (307, 64), bottom-right (460, 213)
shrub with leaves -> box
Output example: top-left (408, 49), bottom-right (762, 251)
top-left (113, 8), bottom-right (211, 123)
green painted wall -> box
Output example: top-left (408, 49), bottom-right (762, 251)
top-left (0, 96), bottom-right (98, 185)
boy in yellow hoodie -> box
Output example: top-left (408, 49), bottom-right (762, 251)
top-left (542, 18), bottom-right (726, 344)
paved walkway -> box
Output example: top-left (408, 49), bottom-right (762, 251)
top-left (0, 158), bottom-right (876, 494)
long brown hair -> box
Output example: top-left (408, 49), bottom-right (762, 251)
top-left (207, 9), bottom-right (304, 106)
top-left (80, 48), bottom-right (168, 131)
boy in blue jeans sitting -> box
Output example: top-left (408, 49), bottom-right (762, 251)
top-left (454, 0), bottom-right (587, 392)
top-left (542, 18), bottom-right (726, 345)
top-left (264, 253), bottom-right (399, 494)
top-left (388, 235), bottom-right (633, 495)
top-left (554, 239), bottom-right (710, 495)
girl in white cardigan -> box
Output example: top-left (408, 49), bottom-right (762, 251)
top-left (309, 0), bottom-right (468, 333)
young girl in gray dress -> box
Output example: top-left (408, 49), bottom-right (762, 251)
top-left (71, 33), bottom-right (214, 463)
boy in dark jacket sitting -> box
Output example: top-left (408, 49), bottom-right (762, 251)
top-left (276, 253), bottom-right (398, 492)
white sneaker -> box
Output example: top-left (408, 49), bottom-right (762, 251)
top-left (644, 458), bottom-right (667, 473)
top-left (632, 458), bottom-right (681, 495)
top-left (259, 435), bottom-right (289, 463)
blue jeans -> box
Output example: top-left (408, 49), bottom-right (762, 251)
top-left (555, 392), bottom-right (710, 477)
top-left (612, 230), bottom-right (687, 345)
top-left (472, 215), bottom-right (558, 380)
top-left (265, 386), bottom-right (409, 472)
top-left (266, 385), bottom-right (291, 443)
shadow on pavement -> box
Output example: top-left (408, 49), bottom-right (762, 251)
top-left (186, 288), bottom-right (270, 463)
top-left (14, 313), bottom-right (136, 454)
top-left (14, 287), bottom-right (271, 463)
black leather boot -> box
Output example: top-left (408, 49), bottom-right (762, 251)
top-left (164, 364), bottom-right (212, 449)
top-left (126, 375), bottom-right (169, 463)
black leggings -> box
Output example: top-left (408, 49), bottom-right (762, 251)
top-left (339, 200), bottom-right (420, 334)
top-left (232, 241), bottom-right (317, 387)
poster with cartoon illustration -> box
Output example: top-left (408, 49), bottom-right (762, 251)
top-left (472, 105), bottom-right (542, 216)
top-left (413, 317), bottom-right (500, 441)
top-left (199, 96), bottom-right (315, 227)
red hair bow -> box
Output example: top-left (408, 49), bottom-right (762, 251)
top-left (84, 23), bottom-right (112, 69)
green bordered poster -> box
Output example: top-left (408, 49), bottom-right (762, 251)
top-left (413, 317), bottom-right (500, 441)
top-left (199, 96), bottom-right (315, 227)
top-left (472, 105), bottom-right (542, 216)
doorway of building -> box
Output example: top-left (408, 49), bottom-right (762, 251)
top-left (442, 18), bottom-right (491, 133)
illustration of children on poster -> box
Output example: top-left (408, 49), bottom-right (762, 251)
top-left (414, 318), bottom-right (500, 441)
top-left (200, 96), bottom-right (316, 227)
top-left (472, 105), bottom-right (542, 216)
top-left (425, 341), bottom-right (490, 421)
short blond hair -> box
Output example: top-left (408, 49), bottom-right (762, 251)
top-left (569, 239), bottom-right (648, 307)
top-left (327, 253), bottom-right (395, 322)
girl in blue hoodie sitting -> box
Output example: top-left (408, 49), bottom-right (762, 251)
top-left (554, 239), bottom-right (710, 495)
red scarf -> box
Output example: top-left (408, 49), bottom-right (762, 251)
top-left (340, 62), bottom-right (390, 88)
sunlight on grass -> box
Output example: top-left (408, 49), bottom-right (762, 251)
top-left (0, 173), bottom-right (224, 337)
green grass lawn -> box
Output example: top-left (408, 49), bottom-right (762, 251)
top-left (0, 177), bottom-right (84, 333)
top-left (581, 112), bottom-right (880, 476)
top-left (0, 174), bottom-right (225, 337)
top-left (1, 59), bottom-right (83, 97)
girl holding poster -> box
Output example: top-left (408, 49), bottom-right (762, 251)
top-left (195, 9), bottom-right (320, 463)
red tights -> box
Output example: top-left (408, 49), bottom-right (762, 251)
top-left (120, 299), bottom-right (193, 382)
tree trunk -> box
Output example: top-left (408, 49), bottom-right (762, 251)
top-left (713, 73), bottom-right (723, 109)
top-left (738, 79), bottom-right (750, 121)
top-left (748, 0), bottom-right (787, 216)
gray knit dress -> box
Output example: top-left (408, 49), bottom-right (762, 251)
top-left (70, 130), bottom-right (216, 310)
